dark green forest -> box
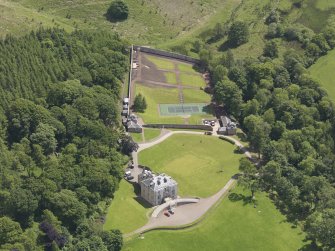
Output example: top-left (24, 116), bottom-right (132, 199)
top-left (209, 10), bottom-right (335, 249)
top-left (0, 29), bottom-right (129, 250)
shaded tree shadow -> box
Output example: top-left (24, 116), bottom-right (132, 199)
top-left (234, 147), bottom-right (243, 154)
top-left (219, 40), bottom-right (237, 52)
top-left (202, 104), bottom-right (215, 115)
top-left (228, 193), bottom-right (244, 202)
top-left (192, 64), bottom-right (204, 73)
top-left (242, 195), bottom-right (254, 205)
top-left (236, 132), bottom-right (248, 142)
top-left (298, 242), bottom-right (322, 251)
top-left (228, 192), bottom-right (255, 205)
top-left (232, 173), bottom-right (241, 180)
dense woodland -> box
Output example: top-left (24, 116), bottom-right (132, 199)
top-left (0, 29), bottom-right (130, 250)
top-left (207, 9), bottom-right (335, 250)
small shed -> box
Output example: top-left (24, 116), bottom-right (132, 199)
top-left (127, 121), bottom-right (142, 133)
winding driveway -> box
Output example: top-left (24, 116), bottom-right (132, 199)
top-left (127, 129), bottom-right (252, 237)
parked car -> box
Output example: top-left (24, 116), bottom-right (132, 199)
top-left (168, 209), bottom-right (175, 215)
top-left (164, 211), bottom-right (170, 217)
top-left (126, 175), bottom-right (134, 181)
top-left (204, 121), bottom-right (210, 126)
top-left (204, 131), bottom-right (212, 135)
top-left (210, 121), bottom-right (215, 127)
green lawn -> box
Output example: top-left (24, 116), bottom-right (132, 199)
top-left (182, 89), bottom-right (211, 103)
top-left (130, 132), bottom-right (143, 143)
top-left (104, 180), bottom-right (150, 234)
top-left (145, 55), bottom-right (175, 70)
top-left (177, 63), bottom-right (198, 74)
top-left (315, 0), bottom-right (335, 10)
top-left (179, 73), bottom-right (206, 88)
top-left (135, 83), bottom-right (184, 124)
top-left (139, 134), bottom-right (243, 197)
top-left (123, 187), bottom-right (308, 251)
top-left (135, 83), bottom-right (213, 125)
top-left (164, 72), bottom-right (178, 84)
top-left (144, 128), bottom-right (161, 142)
top-left (309, 49), bottom-right (335, 101)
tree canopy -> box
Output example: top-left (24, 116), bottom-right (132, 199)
top-left (106, 0), bottom-right (129, 21)
top-left (228, 21), bottom-right (249, 47)
top-left (0, 28), bottom-right (128, 250)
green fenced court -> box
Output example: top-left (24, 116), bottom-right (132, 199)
top-left (159, 103), bottom-right (209, 116)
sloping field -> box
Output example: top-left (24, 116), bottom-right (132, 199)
top-left (0, 0), bottom-right (235, 45)
top-left (309, 49), bottom-right (335, 101)
top-left (104, 180), bottom-right (151, 233)
top-left (124, 186), bottom-right (307, 251)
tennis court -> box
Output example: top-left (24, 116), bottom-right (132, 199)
top-left (159, 103), bottom-right (209, 116)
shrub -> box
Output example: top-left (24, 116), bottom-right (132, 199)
top-left (219, 136), bottom-right (236, 145)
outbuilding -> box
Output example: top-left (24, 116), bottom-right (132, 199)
top-left (127, 120), bottom-right (143, 133)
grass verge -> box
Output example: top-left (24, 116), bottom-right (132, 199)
top-left (104, 180), bottom-right (150, 234)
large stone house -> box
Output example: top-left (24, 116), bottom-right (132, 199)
top-left (138, 170), bottom-right (178, 206)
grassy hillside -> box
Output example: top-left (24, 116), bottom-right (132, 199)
top-left (3, 0), bottom-right (335, 59)
top-left (162, 0), bottom-right (335, 59)
top-left (1, 0), bottom-right (236, 45)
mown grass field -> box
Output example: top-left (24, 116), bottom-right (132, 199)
top-left (135, 83), bottom-right (213, 124)
top-left (139, 134), bottom-right (243, 197)
top-left (309, 49), bottom-right (335, 101)
top-left (164, 72), bottom-right (177, 84)
top-left (146, 55), bottom-right (175, 70)
top-left (130, 132), bottom-right (143, 143)
top-left (182, 89), bottom-right (211, 103)
top-left (123, 186), bottom-right (308, 251)
top-left (104, 180), bottom-right (150, 233)
top-left (178, 63), bottom-right (198, 74)
top-left (144, 128), bottom-right (161, 141)
top-left (179, 73), bottom-right (206, 88)
top-left (135, 83), bottom-right (184, 124)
